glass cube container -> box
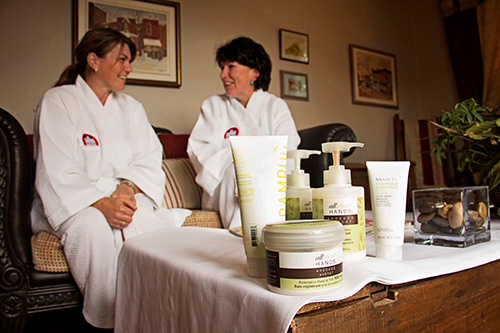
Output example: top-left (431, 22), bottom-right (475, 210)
top-left (413, 186), bottom-right (490, 247)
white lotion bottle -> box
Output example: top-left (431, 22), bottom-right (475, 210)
top-left (312, 142), bottom-right (366, 261)
top-left (286, 150), bottom-right (321, 220)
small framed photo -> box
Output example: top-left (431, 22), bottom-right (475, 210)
top-left (74, 0), bottom-right (181, 88)
top-left (280, 70), bottom-right (308, 101)
top-left (279, 29), bottom-right (309, 64)
top-left (350, 44), bottom-right (398, 108)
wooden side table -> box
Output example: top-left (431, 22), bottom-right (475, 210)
top-left (291, 259), bottom-right (500, 331)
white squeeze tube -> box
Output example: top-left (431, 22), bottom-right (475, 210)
top-left (229, 136), bottom-right (288, 277)
top-left (366, 161), bottom-right (410, 261)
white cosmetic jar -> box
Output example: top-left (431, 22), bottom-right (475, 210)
top-left (262, 220), bottom-right (345, 295)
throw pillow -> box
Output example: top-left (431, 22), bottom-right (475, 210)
top-left (162, 158), bottom-right (202, 209)
top-left (157, 133), bottom-right (189, 159)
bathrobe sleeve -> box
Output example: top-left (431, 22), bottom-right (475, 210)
top-left (35, 91), bottom-right (107, 231)
top-left (187, 96), bottom-right (234, 196)
top-left (114, 98), bottom-right (165, 207)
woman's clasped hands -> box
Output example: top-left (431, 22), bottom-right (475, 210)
top-left (92, 183), bottom-right (137, 229)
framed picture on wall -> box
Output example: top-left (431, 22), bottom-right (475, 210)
top-left (279, 29), bottom-right (309, 64)
top-left (350, 44), bottom-right (398, 108)
top-left (74, 0), bottom-right (181, 87)
top-left (280, 70), bottom-right (309, 101)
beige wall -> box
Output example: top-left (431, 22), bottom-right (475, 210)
top-left (0, 0), bottom-right (457, 163)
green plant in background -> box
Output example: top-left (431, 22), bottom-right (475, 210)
top-left (431, 98), bottom-right (500, 191)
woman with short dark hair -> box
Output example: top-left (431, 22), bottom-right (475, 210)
top-left (215, 36), bottom-right (272, 92)
top-left (188, 36), bottom-right (300, 229)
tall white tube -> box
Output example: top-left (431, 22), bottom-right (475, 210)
top-left (366, 161), bottom-right (410, 260)
top-left (230, 136), bottom-right (288, 277)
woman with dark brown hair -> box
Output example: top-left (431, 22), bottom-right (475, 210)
top-left (31, 28), bottom-right (189, 328)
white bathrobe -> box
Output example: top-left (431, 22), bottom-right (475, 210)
top-left (31, 75), bottom-right (189, 328)
top-left (187, 89), bottom-right (300, 229)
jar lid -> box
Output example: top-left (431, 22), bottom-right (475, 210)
top-left (262, 220), bottom-right (345, 250)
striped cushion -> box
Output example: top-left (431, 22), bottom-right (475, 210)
top-left (161, 158), bottom-right (202, 209)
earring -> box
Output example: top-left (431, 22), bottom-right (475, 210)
top-left (95, 67), bottom-right (98, 73)
top-left (250, 81), bottom-right (254, 85)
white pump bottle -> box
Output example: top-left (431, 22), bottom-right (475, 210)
top-left (286, 150), bottom-right (321, 220)
top-left (312, 142), bottom-right (366, 261)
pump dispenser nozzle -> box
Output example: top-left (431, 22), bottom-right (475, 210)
top-left (287, 150), bottom-right (321, 187)
top-left (322, 142), bottom-right (364, 185)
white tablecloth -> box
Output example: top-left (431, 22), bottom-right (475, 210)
top-left (114, 220), bottom-right (500, 333)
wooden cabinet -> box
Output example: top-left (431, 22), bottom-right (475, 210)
top-left (291, 259), bottom-right (500, 331)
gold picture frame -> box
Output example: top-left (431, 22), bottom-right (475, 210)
top-left (280, 70), bottom-right (309, 101)
top-left (350, 44), bottom-right (398, 108)
top-left (74, 0), bottom-right (181, 87)
top-left (279, 29), bottom-right (309, 64)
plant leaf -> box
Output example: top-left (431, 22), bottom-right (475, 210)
top-left (478, 153), bottom-right (500, 191)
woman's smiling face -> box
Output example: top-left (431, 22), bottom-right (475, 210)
top-left (219, 61), bottom-right (259, 107)
top-left (96, 43), bottom-right (132, 93)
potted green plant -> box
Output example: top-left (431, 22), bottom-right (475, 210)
top-left (431, 98), bottom-right (500, 210)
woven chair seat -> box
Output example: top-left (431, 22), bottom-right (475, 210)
top-left (31, 210), bottom-right (223, 272)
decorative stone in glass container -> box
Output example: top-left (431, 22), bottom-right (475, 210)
top-left (413, 186), bottom-right (490, 247)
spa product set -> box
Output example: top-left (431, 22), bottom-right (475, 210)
top-left (229, 137), bottom-right (412, 295)
top-left (229, 136), bottom-right (288, 277)
top-left (311, 142), bottom-right (366, 261)
top-left (285, 143), bottom-right (368, 261)
top-left (285, 150), bottom-right (321, 220)
top-left (262, 220), bottom-right (345, 295)
top-left (366, 161), bottom-right (411, 260)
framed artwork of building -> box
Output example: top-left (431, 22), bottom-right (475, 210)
top-left (350, 44), bottom-right (398, 108)
top-left (74, 0), bottom-right (181, 87)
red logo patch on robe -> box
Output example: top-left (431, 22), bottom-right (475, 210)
top-left (82, 134), bottom-right (99, 146)
top-left (224, 127), bottom-right (239, 139)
